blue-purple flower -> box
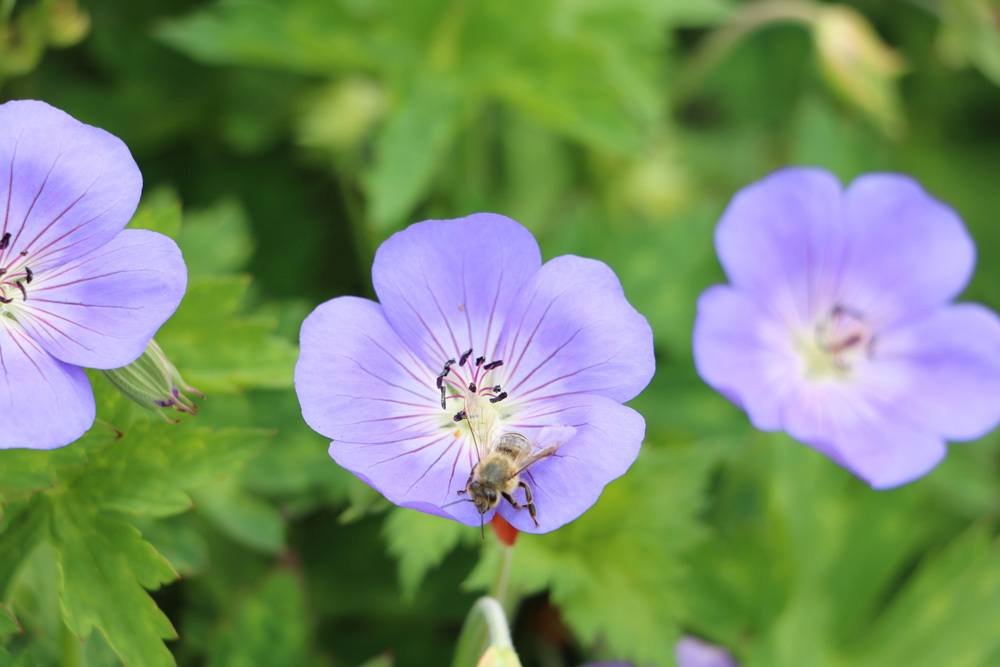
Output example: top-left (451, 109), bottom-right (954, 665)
top-left (580, 636), bottom-right (739, 667)
top-left (295, 214), bottom-right (654, 532)
top-left (0, 100), bottom-right (186, 449)
top-left (694, 167), bottom-right (1000, 488)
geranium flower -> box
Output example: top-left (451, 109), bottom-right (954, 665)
top-left (0, 100), bottom-right (186, 449)
top-left (694, 167), bottom-right (1000, 488)
top-left (295, 214), bottom-right (653, 532)
top-left (579, 636), bottom-right (739, 667)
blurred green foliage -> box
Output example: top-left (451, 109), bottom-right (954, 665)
top-left (1, 0), bottom-right (999, 665)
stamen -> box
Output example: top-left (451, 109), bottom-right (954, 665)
top-left (0, 296), bottom-right (12, 304)
top-left (15, 283), bottom-right (26, 301)
top-left (475, 356), bottom-right (485, 367)
top-left (489, 392), bottom-right (508, 404)
top-left (0, 233), bottom-right (9, 250)
top-left (459, 348), bottom-right (473, 366)
top-left (440, 384), bottom-right (447, 409)
top-left (19, 250), bottom-right (26, 257)
top-left (453, 410), bottom-right (467, 422)
top-left (483, 360), bottom-right (504, 370)
top-left (468, 383), bottom-right (477, 392)
top-left (24, 267), bottom-right (32, 284)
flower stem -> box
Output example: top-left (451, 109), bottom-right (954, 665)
top-left (60, 621), bottom-right (82, 667)
top-left (452, 543), bottom-right (518, 667)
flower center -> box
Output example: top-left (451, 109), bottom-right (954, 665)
top-left (800, 304), bottom-right (874, 378)
top-left (434, 349), bottom-right (509, 447)
top-left (0, 232), bottom-right (35, 317)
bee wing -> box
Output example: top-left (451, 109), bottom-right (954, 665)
top-left (511, 445), bottom-right (559, 477)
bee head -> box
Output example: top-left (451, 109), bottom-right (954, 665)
top-left (469, 481), bottom-right (499, 515)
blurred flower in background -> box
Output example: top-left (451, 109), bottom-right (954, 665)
top-left (296, 213), bottom-right (654, 532)
top-left (694, 167), bottom-right (1000, 488)
top-left (0, 99), bottom-right (186, 449)
top-left (581, 634), bottom-right (739, 667)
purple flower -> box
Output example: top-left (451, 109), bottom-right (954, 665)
top-left (675, 636), bottom-right (739, 667)
top-left (295, 214), bottom-right (653, 533)
top-left (0, 100), bottom-right (186, 449)
top-left (694, 167), bottom-right (1000, 488)
top-left (579, 636), bottom-right (739, 667)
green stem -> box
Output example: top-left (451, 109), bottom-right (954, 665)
top-left (60, 621), bottom-right (82, 667)
top-left (674, 0), bottom-right (821, 103)
top-left (452, 544), bottom-right (518, 666)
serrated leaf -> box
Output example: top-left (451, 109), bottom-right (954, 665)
top-left (466, 445), bottom-right (717, 664)
top-left (383, 508), bottom-right (469, 598)
top-left (51, 499), bottom-right (178, 667)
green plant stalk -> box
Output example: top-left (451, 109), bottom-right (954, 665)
top-left (452, 544), bottom-right (517, 666)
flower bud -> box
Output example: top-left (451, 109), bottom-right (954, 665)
top-left (103, 340), bottom-right (203, 422)
top-left (477, 646), bottom-right (523, 667)
top-left (812, 5), bottom-right (906, 137)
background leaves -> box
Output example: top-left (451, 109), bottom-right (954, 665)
top-left (1, 0), bottom-right (999, 665)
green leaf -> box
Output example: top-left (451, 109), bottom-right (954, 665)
top-left (158, 275), bottom-right (297, 392)
top-left (179, 199), bottom-right (255, 277)
top-left (130, 187), bottom-right (183, 239)
top-left (194, 484), bottom-right (287, 554)
top-left (156, 0), bottom-right (369, 73)
top-left (51, 499), bottom-right (177, 667)
top-left (206, 570), bottom-right (310, 667)
top-left (466, 445), bottom-right (718, 664)
top-left (368, 74), bottom-right (466, 229)
top-left (383, 508), bottom-right (469, 599)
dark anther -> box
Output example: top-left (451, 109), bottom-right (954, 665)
top-left (19, 250), bottom-right (27, 257)
top-left (475, 356), bottom-right (485, 367)
top-left (453, 410), bottom-right (467, 422)
top-left (483, 360), bottom-right (504, 370)
top-left (436, 374), bottom-right (444, 389)
top-left (440, 384), bottom-right (447, 409)
top-left (24, 267), bottom-right (32, 284)
top-left (0, 296), bottom-right (11, 304)
top-left (489, 392), bottom-right (508, 404)
top-left (468, 383), bottom-right (477, 392)
top-left (442, 358), bottom-right (456, 372)
top-left (0, 233), bottom-right (9, 250)
top-left (492, 384), bottom-right (501, 392)
top-left (15, 283), bottom-right (26, 301)
top-left (459, 348), bottom-right (473, 366)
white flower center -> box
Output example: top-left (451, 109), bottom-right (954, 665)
top-left (0, 234), bottom-right (35, 321)
top-left (434, 349), bottom-right (510, 447)
top-left (799, 304), bottom-right (874, 379)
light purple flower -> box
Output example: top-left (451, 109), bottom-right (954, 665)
top-left (0, 100), bottom-right (186, 449)
top-left (579, 636), bottom-right (739, 667)
top-left (694, 167), bottom-right (1000, 488)
top-left (295, 214), bottom-right (653, 533)
top-left (675, 636), bottom-right (739, 667)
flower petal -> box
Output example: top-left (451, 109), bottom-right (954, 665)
top-left (371, 213), bottom-right (542, 368)
top-left (497, 393), bottom-right (645, 533)
top-left (0, 100), bottom-right (142, 272)
top-left (874, 303), bottom-right (1000, 441)
top-left (692, 285), bottom-right (801, 431)
top-left (18, 229), bottom-right (186, 370)
top-left (839, 174), bottom-right (975, 326)
top-left (781, 380), bottom-right (946, 489)
top-left (715, 167), bottom-right (846, 324)
top-left (494, 256), bottom-right (654, 405)
top-left (0, 324), bottom-right (94, 449)
top-left (295, 296), bottom-right (482, 526)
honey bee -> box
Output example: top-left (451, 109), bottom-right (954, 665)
top-left (458, 432), bottom-right (557, 529)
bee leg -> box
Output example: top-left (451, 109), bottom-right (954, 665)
top-left (501, 491), bottom-right (523, 509)
top-left (458, 464), bottom-right (477, 495)
top-left (518, 481), bottom-right (540, 528)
